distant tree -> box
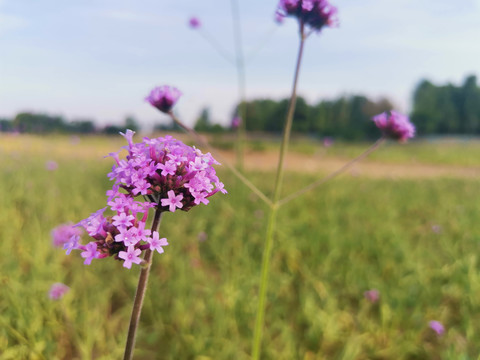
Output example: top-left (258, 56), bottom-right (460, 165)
top-left (194, 108), bottom-right (212, 132)
top-left (13, 112), bottom-right (66, 133)
top-left (0, 118), bottom-right (13, 132)
top-left (67, 120), bottom-right (96, 134)
top-left (102, 124), bottom-right (124, 135)
top-left (124, 116), bottom-right (140, 132)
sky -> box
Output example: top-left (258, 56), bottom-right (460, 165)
top-left (1, 0), bottom-right (480, 129)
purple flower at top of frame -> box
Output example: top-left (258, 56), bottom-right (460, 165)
top-left (429, 320), bottom-right (445, 336)
top-left (49, 283), bottom-right (70, 300)
top-left (372, 110), bottom-right (415, 143)
top-left (189, 17), bottom-right (201, 29)
top-left (51, 222), bottom-right (82, 247)
top-left (364, 289), bottom-right (380, 303)
top-left (276, 0), bottom-right (338, 31)
top-left (145, 86), bottom-right (182, 113)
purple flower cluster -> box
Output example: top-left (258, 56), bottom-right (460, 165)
top-left (63, 130), bottom-right (225, 269)
top-left (189, 17), bottom-right (201, 29)
top-left (49, 283), bottom-right (69, 300)
top-left (429, 320), bottom-right (445, 336)
top-left (372, 111), bottom-right (415, 143)
top-left (145, 86), bottom-right (182, 114)
top-left (276, 0), bottom-right (338, 31)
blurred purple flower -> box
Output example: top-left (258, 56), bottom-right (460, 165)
top-left (145, 86), bottom-right (182, 113)
top-left (323, 136), bottom-right (334, 147)
top-left (197, 231), bottom-right (208, 242)
top-left (189, 17), bottom-right (201, 29)
top-left (429, 320), bottom-right (445, 336)
top-left (372, 111), bottom-right (415, 142)
top-left (364, 289), bottom-right (380, 303)
top-left (51, 223), bottom-right (82, 248)
top-left (431, 224), bottom-right (442, 234)
top-left (276, 0), bottom-right (338, 31)
top-left (231, 116), bottom-right (242, 129)
top-left (46, 160), bottom-right (58, 171)
top-left (49, 283), bottom-right (69, 300)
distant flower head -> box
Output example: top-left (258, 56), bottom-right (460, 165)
top-left (46, 160), bottom-right (58, 171)
top-left (145, 86), bottom-right (182, 113)
top-left (429, 320), bottom-right (445, 336)
top-left (189, 17), bottom-right (201, 29)
top-left (276, 0), bottom-right (338, 31)
top-left (231, 116), bottom-right (242, 129)
top-left (51, 223), bottom-right (83, 247)
top-left (65, 130), bottom-right (225, 269)
top-left (197, 231), bottom-right (208, 242)
top-left (364, 289), bottom-right (380, 303)
top-left (431, 224), bottom-right (442, 234)
top-left (323, 136), bottom-right (334, 147)
top-left (49, 283), bottom-right (69, 300)
top-left (372, 110), bottom-right (415, 142)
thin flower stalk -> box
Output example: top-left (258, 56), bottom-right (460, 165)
top-left (231, 0), bottom-right (247, 171)
top-left (123, 208), bottom-right (162, 360)
top-left (278, 137), bottom-right (386, 206)
top-left (252, 21), bottom-right (306, 360)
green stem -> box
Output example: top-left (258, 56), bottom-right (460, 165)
top-left (278, 137), bottom-right (386, 207)
top-left (123, 207), bottom-right (163, 360)
top-left (252, 23), bottom-right (306, 360)
top-left (197, 28), bottom-right (235, 65)
top-left (231, 0), bottom-right (247, 172)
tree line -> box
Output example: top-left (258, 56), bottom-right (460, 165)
top-left (1, 74), bottom-right (479, 139)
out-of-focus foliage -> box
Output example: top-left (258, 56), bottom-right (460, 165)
top-left (237, 95), bottom-right (394, 140)
top-left (412, 75), bottom-right (480, 135)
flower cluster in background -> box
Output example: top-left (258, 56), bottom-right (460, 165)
top-left (62, 130), bottom-right (225, 268)
top-left (276, 0), bottom-right (338, 31)
top-left (51, 223), bottom-right (82, 248)
top-left (49, 283), bottom-right (69, 300)
top-left (145, 86), bottom-right (182, 114)
top-left (188, 17), bottom-right (201, 29)
top-left (372, 110), bottom-right (416, 142)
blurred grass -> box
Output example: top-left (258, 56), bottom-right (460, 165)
top-left (1, 134), bottom-right (480, 359)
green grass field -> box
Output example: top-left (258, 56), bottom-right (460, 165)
top-left (1, 134), bottom-right (480, 359)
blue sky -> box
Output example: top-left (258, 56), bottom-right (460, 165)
top-left (1, 0), bottom-right (480, 129)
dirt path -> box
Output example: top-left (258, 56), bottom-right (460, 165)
top-left (219, 150), bottom-right (480, 179)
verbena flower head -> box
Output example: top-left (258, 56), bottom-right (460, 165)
top-left (145, 86), bottom-right (182, 113)
top-left (51, 222), bottom-right (82, 247)
top-left (64, 130), bottom-right (225, 269)
top-left (49, 283), bottom-right (69, 300)
top-left (189, 17), bottom-right (201, 29)
top-left (372, 110), bottom-right (415, 142)
top-left (429, 320), bottom-right (445, 336)
top-left (276, 0), bottom-right (338, 31)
